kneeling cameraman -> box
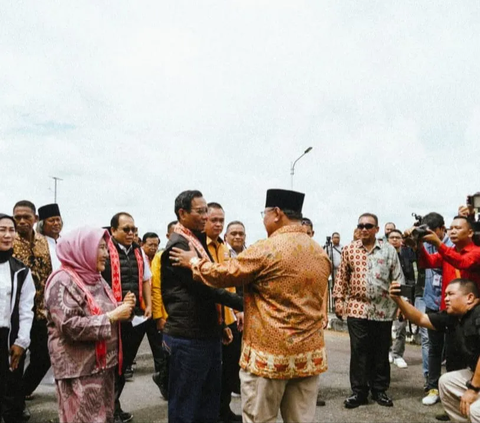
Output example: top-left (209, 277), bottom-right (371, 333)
top-left (390, 279), bottom-right (480, 423)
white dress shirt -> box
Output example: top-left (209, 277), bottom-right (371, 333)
top-left (46, 236), bottom-right (61, 271)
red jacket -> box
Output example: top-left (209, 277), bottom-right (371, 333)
top-left (419, 242), bottom-right (480, 310)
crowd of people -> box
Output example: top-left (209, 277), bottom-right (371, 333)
top-left (0, 190), bottom-right (480, 423)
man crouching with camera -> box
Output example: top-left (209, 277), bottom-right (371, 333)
top-left (390, 279), bottom-right (480, 422)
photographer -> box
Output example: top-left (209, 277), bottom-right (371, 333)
top-left (416, 213), bottom-right (453, 406)
top-left (409, 215), bottom-right (480, 408)
top-left (388, 229), bottom-right (415, 369)
top-left (416, 216), bottom-right (480, 311)
top-left (325, 232), bottom-right (343, 275)
top-left (389, 279), bottom-right (480, 423)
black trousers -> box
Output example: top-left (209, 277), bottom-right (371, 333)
top-left (426, 307), bottom-right (445, 390)
top-left (145, 318), bottom-right (165, 374)
top-left (0, 328), bottom-right (24, 423)
top-left (23, 319), bottom-right (51, 396)
top-left (347, 317), bottom-right (392, 397)
top-left (115, 319), bottom-right (148, 413)
top-left (219, 323), bottom-right (241, 417)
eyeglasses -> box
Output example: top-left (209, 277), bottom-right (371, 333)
top-left (388, 236), bottom-right (403, 240)
top-left (260, 208), bottom-right (275, 218)
top-left (357, 223), bottom-right (376, 230)
top-left (191, 207), bottom-right (208, 215)
top-left (121, 226), bottom-right (138, 234)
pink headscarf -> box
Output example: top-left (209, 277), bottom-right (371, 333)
top-left (56, 227), bottom-right (110, 285)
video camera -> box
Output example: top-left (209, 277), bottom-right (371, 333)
top-left (410, 213), bottom-right (430, 242)
top-left (466, 193), bottom-right (480, 246)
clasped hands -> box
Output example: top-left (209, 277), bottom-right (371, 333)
top-left (107, 291), bottom-right (136, 322)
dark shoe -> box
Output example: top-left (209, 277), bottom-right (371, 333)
top-left (435, 412), bottom-right (450, 421)
top-left (22, 405), bottom-right (31, 421)
top-left (115, 411), bottom-right (133, 423)
top-left (124, 365), bottom-right (134, 380)
top-left (371, 391), bottom-right (393, 407)
top-left (316, 398), bottom-right (326, 406)
top-left (344, 393), bottom-right (368, 409)
top-left (152, 373), bottom-right (168, 400)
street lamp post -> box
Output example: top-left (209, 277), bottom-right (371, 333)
top-left (290, 147), bottom-right (313, 189)
top-left (51, 176), bottom-right (63, 203)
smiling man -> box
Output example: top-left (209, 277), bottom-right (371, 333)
top-left (161, 190), bottom-right (243, 423)
top-left (169, 189), bottom-right (331, 423)
top-left (224, 221), bottom-right (246, 258)
top-left (390, 278), bottom-right (480, 423)
top-left (333, 213), bottom-right (405, 409)
top-left (101, 212), bottom-right (152, 423)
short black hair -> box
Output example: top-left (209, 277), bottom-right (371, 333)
top-left (174, 190), bottom-right (203, 219)
top-left (448, 278), bottom-right (479, 298)
top-left (385, 222), bottom-right (396, 228)
top-left (226, 221), bottom-right (245, 232)
top-left (207, 202), bottom-right (223, 211)
top-left (111, 212), bottom-right (133, 229)
top-left (167, 221), bottom-right (178, 231)
top-left (388, 229), bottom-right (403, 238)
top-left (13, 200), bottom-right (36, 214)
top-left (422, 212), bottom-right (445, 230)
top-left (302, 217), bottom-right (313, 229)
top-left (332, 232), bottom-right (340, 237)
top-left (282, 209), bottom-right (303, 221)
top-left (452, 215), bottom-right (474, 231)
top-left (142, 232), bottom-right (159, 243)
top-left (359, 213), bottom-right (378, 226)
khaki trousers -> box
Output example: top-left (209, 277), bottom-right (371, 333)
top-left (240, 369), bottom-right (319, 423)
top-left (439, 369), bottom-right (480, 423)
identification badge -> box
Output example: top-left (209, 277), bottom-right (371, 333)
top-left (433, 274), bottom-right (441, 287)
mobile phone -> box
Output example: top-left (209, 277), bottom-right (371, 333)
top-left (399, 285), bottom-right (414, 298)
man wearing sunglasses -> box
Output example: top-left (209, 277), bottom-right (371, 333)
top-left (334, 213), bottom-right (405, 409)
top-left (102, 212), bottom-right (152, 423)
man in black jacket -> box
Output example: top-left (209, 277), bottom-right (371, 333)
top-left (102, 212), bottom-right (152, 423)
top-left (161, 190), bottom-right (243, 423)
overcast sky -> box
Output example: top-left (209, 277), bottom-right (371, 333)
top-left (1, 1), bottom-right (479, 246)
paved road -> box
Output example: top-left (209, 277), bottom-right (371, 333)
top-left (28, 330), bottom-right (444, 422)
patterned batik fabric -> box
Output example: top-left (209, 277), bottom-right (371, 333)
top-left (13, 233), bottom-right (52, 320)
top-left (191, 224), bottom-right (331, 380)
top-left (333, 239), bottom-right (405, 321)
top-left (45, 271), bottom-right (118, 380)
top-left (56, 367), bottom-right (115, 423)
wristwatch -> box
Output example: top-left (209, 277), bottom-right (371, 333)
top-left (466, 380), bottom-right (480, 392)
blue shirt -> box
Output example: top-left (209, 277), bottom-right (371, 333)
top-left (423, 236), bottom-right (453, 311)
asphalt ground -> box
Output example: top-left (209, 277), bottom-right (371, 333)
top-left (27, 330), bottom-right (445, 423)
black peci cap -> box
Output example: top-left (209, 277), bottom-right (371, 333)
top-left (38, 204), bottom-right (61, 220)
top-left (265, 189), bottom-right (305, 213)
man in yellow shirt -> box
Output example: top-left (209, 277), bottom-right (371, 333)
top-left (151, 221), bottom-right (177, 399)
top-left (205, 203), bottom-right (243, 423)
